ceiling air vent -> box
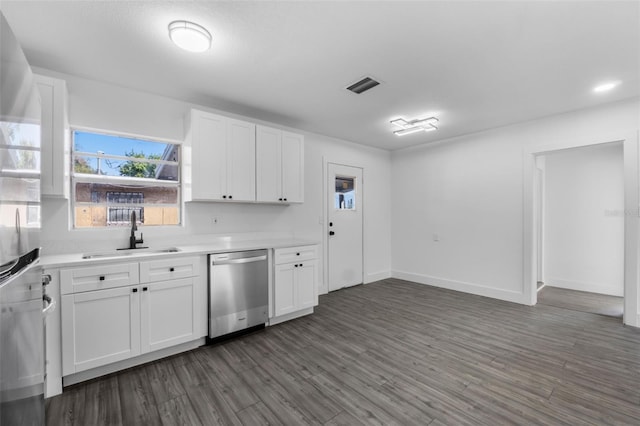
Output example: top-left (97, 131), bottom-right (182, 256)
top-left (346, 76), bottom-right (380, 94)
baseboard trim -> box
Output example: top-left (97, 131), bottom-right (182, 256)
top-left (365, 270), bottom-right (392, 284)
top-left (391, 270), bottom-right (528, 305)
top-left (545, 277), bottom-right (623, 297)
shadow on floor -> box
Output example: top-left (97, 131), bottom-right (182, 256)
top-left (537, 286), bottom-right (623, 319)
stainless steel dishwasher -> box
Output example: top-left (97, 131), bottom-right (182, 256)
top-left (208, 250), bottom-right (268, 338)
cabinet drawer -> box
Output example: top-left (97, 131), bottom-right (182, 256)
top-left (61, 263), bottom-right (139, 295)
top-left (139, 256), bottom-right (199, 283)
top-left (274, 245), bottom-right (317, 265)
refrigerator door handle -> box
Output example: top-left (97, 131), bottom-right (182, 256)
top-left (43, 294), bottom-right (56, 315)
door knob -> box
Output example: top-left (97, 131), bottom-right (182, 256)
top-left (329, 231), bottom-right (335, 236)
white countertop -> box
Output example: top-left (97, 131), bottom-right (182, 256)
top-left (40, 238), bottom-right (318, 268)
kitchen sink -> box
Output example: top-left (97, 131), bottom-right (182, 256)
top-left (82, 247), bottom-right (181, 259)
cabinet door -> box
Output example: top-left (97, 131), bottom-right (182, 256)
top-left (35, 74), bottom-right (69, 199)
top-left (191, 111), bottom-right (227, 200)
top-left (140, 278), bottom-right (197, 353)
top-left (274, 263), bottom-right (296, 317)
top-left (256, 125), bottom-right (282, 202)
top-left (227, 119), bottom-right (256, 201)
top-left (61, 287), bottom-right (140, 375)
top-left (297, 260), bottom-right (317, 310)
top-left (281, 131), bottom-right (304, 203)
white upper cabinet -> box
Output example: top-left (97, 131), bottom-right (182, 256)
top-left (255, 126), bottom-right (281, 202)
top-left (227, 119), bottom-right (257, 201)
top-left (256, 125), bottom-right (304, 203)
top-left (188, 109), bottom-right (255, 202)
top-left (281, 131), bottom-right (304, 203)
top-left (35, 74), bottom-right (70, 198)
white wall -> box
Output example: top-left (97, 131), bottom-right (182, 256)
top-left (391, 97), bottom-right (639, 305)
top-left (35, 68), bottom-right (391, 294)
top-left (543, 143), bottom-right (624, 296)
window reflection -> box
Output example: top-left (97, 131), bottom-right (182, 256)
top-left (0, 121), bottom-right (41, 174)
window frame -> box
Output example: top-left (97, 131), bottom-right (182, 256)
top-left (70, 126), bottom-right (183, 229)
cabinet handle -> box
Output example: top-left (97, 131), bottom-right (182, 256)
top-left (278, 198), bottom-right (282, 201)
top-left (143, 287), bottom-right (148, 291)
top-left (169, 267), bottom-right (175, 272)
top-left (99, 276), bottom-right (105, 281)
top-left (222, 195), bottom-right (227, 199)
top-left (300, 263), bottom-right (303, 267)
top-left (229, 195), bottom-right (233, 199)
top-left (284, 198), bottom-right (287, 202)
top-left (296, 252), bottom-right (300, 256)
top-left (132, 288), bottom-right (138, 293)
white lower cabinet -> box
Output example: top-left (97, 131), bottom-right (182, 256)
top-left (61, 257), bottom-right (201, 376)
top-left (296, 262), bottom-right (317, 310)
top-left (273, 263), bottom-right (296, 316)
top-left (272, 245), bottom-right (318, 321)
top-left (141, 278), bottom-right (197, 353)
top-left (62, 286), bottom-right (140, 375)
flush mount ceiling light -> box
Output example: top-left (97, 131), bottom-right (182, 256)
top-left (168, 20), bottom-right (212, 53)
top-left (593, 81), bottom-right (621, 93)
top-left (390, 117), bottom-right (439, 136)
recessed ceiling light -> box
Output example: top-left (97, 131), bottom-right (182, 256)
top-left (168, 20), bottom-right (212, 53)
top-left (593, 81), bottom-right (621, 93)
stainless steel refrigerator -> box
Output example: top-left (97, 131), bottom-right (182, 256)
top-left (0, 12), bottom-right (50, 425)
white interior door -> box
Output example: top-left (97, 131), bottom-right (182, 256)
top-left (327, 163), bottom-right (363, 291)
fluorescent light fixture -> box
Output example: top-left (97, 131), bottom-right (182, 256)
top-left (593, 81), bottom-right (620, 93)
top-left (168, 20), bottom-right (212, 53)
top-left (390, 116), bottom-right (439, 136)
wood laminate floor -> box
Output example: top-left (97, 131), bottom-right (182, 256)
top-left (537, 286), bottom-right (624, 319)
top-left (46, 278), bottom-right (640, 425)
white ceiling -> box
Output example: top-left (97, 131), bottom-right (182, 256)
top-left (2, 1), bottom-right (638, 151)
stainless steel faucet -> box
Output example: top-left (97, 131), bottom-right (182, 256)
top-left (129, 211), bottom-right (144, 249)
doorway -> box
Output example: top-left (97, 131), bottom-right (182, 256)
top-left (326, 163), bottom-right (363, 292)
top-left (525, 133), bottom-right (638, 327)
top-left (535, 143), bottom-right (624, 318)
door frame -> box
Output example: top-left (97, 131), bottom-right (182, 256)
top-left (322, 159), bottom-right (365, 294)
top-left (523, 132), bottom-right (639, 327)
top-left (535, 156), bottom-right (545, 288)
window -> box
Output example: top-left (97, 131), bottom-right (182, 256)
top-left (72, 130), bottom-right (180, 228)
top-left (334, 176), bottom-right (355, 210)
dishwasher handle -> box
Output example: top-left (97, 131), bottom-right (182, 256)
top-left (212, 255), bottom-right (267, 265)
